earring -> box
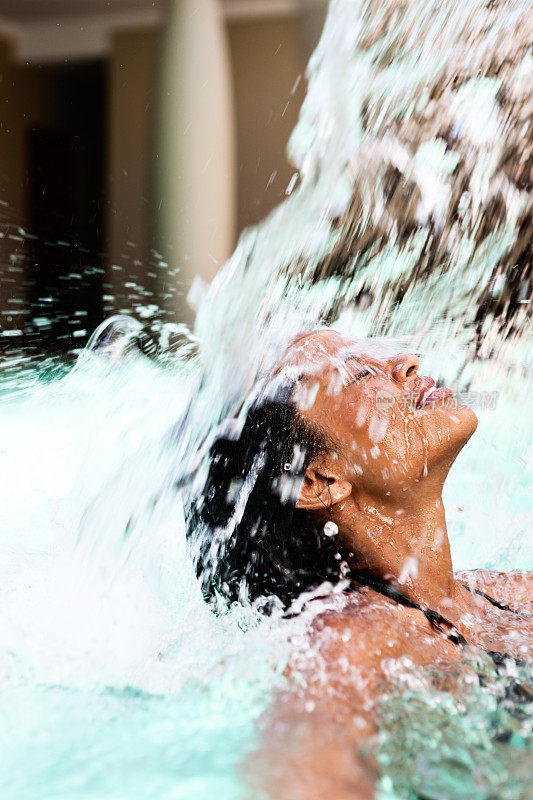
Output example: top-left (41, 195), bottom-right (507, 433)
top-left (323, 521), bottom-right (339, 537)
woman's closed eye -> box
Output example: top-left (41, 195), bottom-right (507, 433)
top-left (346, 368), bottom-right (371, 386)
top-left (339, 355), bottom-right (376, 387)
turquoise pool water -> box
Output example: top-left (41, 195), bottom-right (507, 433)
top-left (0, 360), bottom-right (285, 800)
top-left (0, 349), bottom-right (530, 799)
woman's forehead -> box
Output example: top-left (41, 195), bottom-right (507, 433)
top-left (283, 329), bottom-right (398, 374)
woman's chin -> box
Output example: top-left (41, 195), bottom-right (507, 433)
top-left (445, 408), bottom-right (479, 462)
top-left (445, 400), bottom-right (478, 437)
top-left (416, 400), bottom-right (478, 464)
top-left (421, 395), bottom-right (478, 434)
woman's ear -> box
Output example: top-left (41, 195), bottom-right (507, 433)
top-left (296, 464), bottom-right (352, 511)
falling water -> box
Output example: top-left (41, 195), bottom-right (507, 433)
top-left (188, 0), bottom-right (532, 571)
top-left (1, 0), bottom-right (532, 798)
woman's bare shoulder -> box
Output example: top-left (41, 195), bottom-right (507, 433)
top-left (291, 591), bottom-right (458, 680)
top-left (285, 592), bottom-right (460, 727)
top-left (285, 596), bottom-right (406, 710)
top-left (288, 594), bottom-right (399, 666)
top-left (308, 592), bottom-right (402, 643)
top-left (456, 569), bottom-right (533, 613)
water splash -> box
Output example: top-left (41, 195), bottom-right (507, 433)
top-left (186, 0), bottom-right (532, 572)
top-left (377, 660), bottom-right (533, 800)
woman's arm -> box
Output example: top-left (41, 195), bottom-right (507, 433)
top-left (246, 693), bottom-right (376, 800)
top-left (244, 609), bottom-right (398, 800)
top-left (244, 601), bottom-right (462, 799)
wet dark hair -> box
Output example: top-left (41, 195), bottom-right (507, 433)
top-left (190, 384), bottom-right (348, 610)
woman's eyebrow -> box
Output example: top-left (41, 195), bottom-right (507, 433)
top-left (337, 349), bottom-right (373, 369)
top-left (338, 356), bottom-right (373, 384)
top-left (337, 348), bottom-right (365, 364)
top-left (338, 354), bottom-right (382, 384)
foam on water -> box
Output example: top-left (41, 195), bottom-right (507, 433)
top-left (0, 353), bottom-right (295, 799)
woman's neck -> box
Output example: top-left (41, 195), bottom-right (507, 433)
top-left (342, 488), bottom-right (457, 612)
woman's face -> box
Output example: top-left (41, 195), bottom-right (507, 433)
top-left (282, 329), bottom-right (478, 502)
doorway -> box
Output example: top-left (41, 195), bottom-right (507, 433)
top-left (27, 62), bottom-right (105, 352)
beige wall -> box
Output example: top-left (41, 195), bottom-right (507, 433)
top-left (107, 16), bottom-right (306, 315)
top-left (228, 16), bottom-right (306, 232)
top-left (153, 0), bottom-right (236, 325)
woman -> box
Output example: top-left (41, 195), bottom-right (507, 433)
top-left (193, 328), bottom-right (532, 799)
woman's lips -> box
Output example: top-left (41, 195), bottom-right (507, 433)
top-left (415, 377), bottom-right (453, 408)
top-left (425, 385), bottom-right (453, 402)
top-left (418, 385), bottom-right (453, 408)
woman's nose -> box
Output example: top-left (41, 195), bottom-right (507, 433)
top-left (390, 353), bottom-right (420, 383)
